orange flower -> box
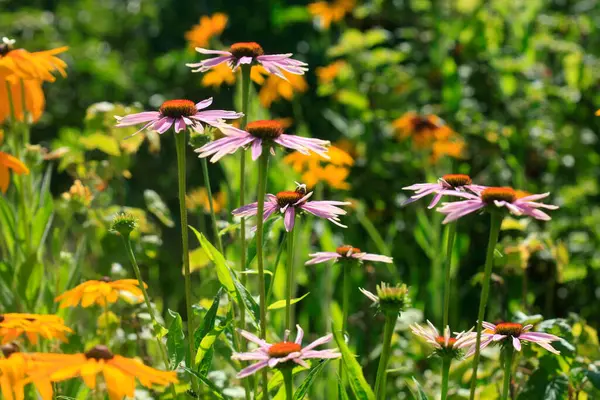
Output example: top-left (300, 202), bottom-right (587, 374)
top-left (258, 71), bottom-right (308, 108)
top-left (316, 60), bottom-right (346, 84)
top-left (308, 0), bottom-right (355, 29)
top-left (61, 179), bottom-right (93, 206)
top-left (430, 140), bottom-right (466, 163)
top-left (54, 278), bottom-right (146, 308)
top-left (0, 151), bottom-right (29, 193)
top-left (392, 112), bottom-right (456, 148)
top-left (185, 13), bottom-right (228, 49)
top-left (283, 145), bottom-right (354, 190)
top-left (0, 314), bottom-right (72, 345)
top-left (23, 346), bottom-right (177, 400)
top-left (201, 63), bottom-right (267, 88)
top-left (596, 109), bottom-right (600, 116)
top-left (186, 187), bottom-right (227, 213)
top-left (0, 344), bottom-right (53, 400)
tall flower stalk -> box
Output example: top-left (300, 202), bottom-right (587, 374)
top-left (285, 221), bottom-right (296, 331)
top-left (501, 345), bottom-right (514, 400)
top-left (239, 65), bottom-right (251, 334)
top-left (442, 222), bottom-right (457, 328)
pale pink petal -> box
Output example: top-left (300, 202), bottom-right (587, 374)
top-left (251, 139), bottom-right (263, 161)
top-left (512, 336), bottom-right (521, 351)
top-left (237, 360), bottom-right (269, 378)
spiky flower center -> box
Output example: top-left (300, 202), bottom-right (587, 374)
top-left (494, 322), bottom-right (524, 337)
top-left (442, 174), bottom-right (472, 188)
top-left (230, 42), bottom-right (264, 58)
top-left (435, 336), bottom-right (457, 347)
top-left (268, 342), bottom-right (302, 358)
top-left (1, 343), bottom-right (19, 358)
top-left (376, 283), bottom-right (409, 312)
top-left (85, 345), bottom-right (115, 361)
top-left (336, 245), bottom-right (361, 256)
top-left (246, 120), bottom-right (284, 140)
top-left (276, 191), bottom-right (303, 208)
top-left (159, 99), bottom-right (197, 118)
top-left (481, 187), bottom-right (517, 204)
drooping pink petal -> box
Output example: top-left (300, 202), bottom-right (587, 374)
top-left (512, 336), bottom-right (522, 351)
top-left (153, 117), bottom-right (175, 134)
top-left (195, 98), bottom-right (213, 110)
top-left (115, 111), bottom-right (161, 127)
top-left (295, 325), bottom-right (304, 345)
top-left (302, 333), bottom-right (333, 352)
top-left (305, 252), bottom-right (341, 265)
top-left (251, 139), bottom-right (263, 161)
top-left (237, 329), bottom-right (270, 348)
top-left (174, 117), bottom-right (187, 133)
top-left (237, 360), bottom-right (269, 378)
top-left (284, 206), bottom-right (296, 232)
top-left (354, 253), bottom-right (393, 263)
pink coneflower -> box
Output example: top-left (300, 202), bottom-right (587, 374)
top-left (463, 321), bottom-right (561, 357)
top-left (402, 174), bottom-right (486, 209)
top-left (114, 98), bottom-right (242, 135)
top-left (196, 120), bottom-right (330, 162)
top-left (232, 183), bottom-right (350, 232)
top-left (437, 187), bottom-right (558, 224)
top-left (232, 325), bottom-right (340, 378)
top-left (305, 245), bottom-right (392, 265)
top-left (186, 42), bottom-right (308, 80)
top-left (410, 320), bottom-right (473, 358)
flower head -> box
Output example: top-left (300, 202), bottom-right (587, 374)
top-left (0, 313), bottom-right (72, 345)
top-left (110, 213), bottom-right (138, 237)
top-left (232, 325), bottom-right (340, 378)
top-left (305, 245), bottom-right (392, 265)
top-left (283, 145), bottom-right (353, 190)
top-left (0, 151), bottom-right (29, 194)
top-left (54, 278), bottom-right (146, 308)
top-left (402, 174), bottom-right (485, 209)
top-left (360, 282), bottom-right (410, 317)
top-left (462, 321), bottom-right (561, 356)
top-left (185, 13), bottom-right (228, 49)
top-left (0, 344), bottom-right (53, 400)
top-left (308, 0), bottom-right (355, 30)
top-left (410, 321), bottom-right (474, 359)
top-left (258, 71), bottom-right (308, 108)
top-left (196, 119), bottom-right (330, 162)
top-left (61, 179), bottom-right (93, 207)
top-left (23, 345), bottom-right (177, 399)
top-left (186, 42), bottom-right (308, 81)
top-left (393, 112), bottom-right (454, 148)
top-left (437, 187), bottom-right (559, 224)
top-left (233, 182), bottom-right (350, 232)
top-left (115, 97), bottom-right (241, 136)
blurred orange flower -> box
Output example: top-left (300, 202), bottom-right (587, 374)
top-left (0, 313), bottom-right (72, 345)
top-left (258, 71), bottom-right (308, 108)
top-left (186, 187), bottom-right (227, 214)
top-left (55, 278), bottom-right (146, 308)
top-left (0, 151), bottom-right (29, 193)
top-left (596, 109), bottom-right (600, 116)
top-left (201, 63), bottom-right (267, 89)
top-left (61, 179), bottom-right (93, 206)
top-left (430, 140), bottom-right (466, 163)
top-left (316, 60), bottom-right (346, 84)
top-left (283, 145), bottom-right (354, 190)
top-left (308, 0), bottom-right (355, 29)
top-left (0, 344), bottom-right (53, 400)
top-left (185, 13), bottom-right (228, 49)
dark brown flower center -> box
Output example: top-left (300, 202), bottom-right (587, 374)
top-left (246, 120), bottom-right (284, 140)
top-left (481, 187), bottom-right (517, 204)
top-left (85, 345), bottom-right (115, 361)
top-left (0, 44), bottom-right (12, 57)
top-left (276, 191), bottom-right (304, 208)
top-left (494, 322), bottom-right (524, 337)
top-left (336, 245), bottom-right (361, 256)
top-left (230, 42), bottom-right (264, 58)
top-left (159, 99), bottom-right (197, 118)
top-left (1, 343), bottom-right (19, 358)
top-left (268, 342), bottom-right (302, 358)
top-left (442, 174), bottom-right (472, 188)
top-left (412, 116), bottom-right (438, 132)
top-left (0, 315), bottom-right (4, 323)
top-left (435, 336), bottom-right (457, 347)
top-left (100, 276), bottom-right (111, 283)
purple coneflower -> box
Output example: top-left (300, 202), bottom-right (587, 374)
top-left (410, 320), bottom-right (473, 358)
top-left (114, 98), bottom-right (241, 135)
top-left (402, 174), bottom-right (486, 209)
top-left (305, 245), bottom-right (392, 265)
top-left (437, 187), bottom-right (559, 224)
top-left (232, 183), bottom-right (350, 232)
top-left (186, 42), bottom-right (308, 80)
top-left (463, 321), bottom-right (561, 357)
top-left (196, 120), bottom-right (330, 162)
top-left (232, 325), bottom-right (340, 378)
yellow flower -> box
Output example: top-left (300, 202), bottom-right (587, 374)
top-left (23, 346), bottom-right (177, 400)
top-left (308, 0), bottom-right (355, 29)
top-left (201, 63), bottom-right (267, 89)
top-left (185, 13), bottom-right (228, 49)
top-left (316, 60), bottom-right (346, 84)
top-left (596, 109), bottom-right (600, 116)
top-left (283, 145), bottom-right (354, 190)
top-left (0, 314), bottom-right (72, 345)
top-left (0, 344), bottom-right (53, 400)
top-left (258, 71), bottom-right (308, 108)
top-left (61, 179), bottom-right (93, 206)
top-left (0, 151), bottom-right (29, 194)
top-left (186, 187), bottom-right (227, 214)
top-left (54, 278), bottom-right (146, 308)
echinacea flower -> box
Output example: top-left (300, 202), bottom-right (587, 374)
top-left (23, 345), bottom-right (178, 400)
top-left (0, 314), bottom-right (72, 345)
top-left (54, 278), bottom-right (146, 308)
top-left (0, 151), bottom-right (29, 194)
top-left (114, 97), bottom-right (242, 136)
top-left (402, 174), bottom-right (485, 209)
top-left (184, 13), bottom-right (228, 49)
top-left (186, 42), bottom-right (308, 80)
top-left (231, 325), bottom-right (340, 378)
top-left (196, 119), bottom-right (330, 162)
top-left (232, 183), bottom-right (350, 232)
top-left (463, 321), bottom-right (561, 357)
top-left (0, 343), bottom-right (53, 400)
top-left (305, 245), bottom-right (392, 265)
top-left (360, 282), bottom-right (410, 316)
top-left (410, 321), bottom-right (473, 359)
top-left (437, 187), bottom-right (559, 224)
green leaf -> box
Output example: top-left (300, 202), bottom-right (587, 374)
top-left (80, 133), bottom-right (121, 156)
top-left (16, 253), bottom-right (41, 307)
top-left (410, 377), bottom-right (430, 400)
top-left (256, 366), bottom-right (308, 400)
top-left (184, 367), bottom-right (232, 400)
top-left (194, 287), bottom-right (225, 367)
top-left (293, 360), bottom-right (330, 400)
top-left (144, 190), bottom-right (175, 227)
top-left (268, 292), bottom-right (310, 310)
top-left (332, 325), bottom-right (375, 400)
top-left (166, 309), bottom-right (185, 369)
top-left (586, 370), bottom-right (600, 389)
top-left (190, 227), bottom-right (235, 294)
top-left (245, 218), bottom-right (277, 270)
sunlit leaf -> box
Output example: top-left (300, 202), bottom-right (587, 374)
top-left (166, 309), bottom-right (185, 369)
top-left (144, 190), bottom-right (175, 227)
top-left (268, 292), bottom-right (310, 310)
top-left (293, 359), bottom-right (330, 400)
top-left (332, 325), bottom-right (375, 400)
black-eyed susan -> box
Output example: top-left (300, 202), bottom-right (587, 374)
top-left (283, 145), bottom-right (353, 190)
top-left (258, 70), bottom-right (308, 108)
top-left (392, 112), bottom-right (455, 149)
top-left (0, 151), bottom-right (29, 193)
top-left (201, 63), bottom-right (267, 89)
top-left (308, 0), bottom-right (355, 30)
top-left (186, 186), bottom-right (227, 214)
top-left (0, 343), bottom-right (53, 400)
top-left (54, 278), bottom-right (146, 308)
top-left (184, 13), bottom-right (228, 49)
top-left (0, 314), bottom-right (72, 345)
top-left (24, 345), bottom-right (178, 400)
top-left (316, 60), bottom-right (347, 84)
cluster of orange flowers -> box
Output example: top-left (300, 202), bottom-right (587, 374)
top-left (283, 144), bottom-right (354, 190)
top-left (308, 0), bottom-right (356, 29)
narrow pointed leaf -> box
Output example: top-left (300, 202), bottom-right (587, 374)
top-left (293, 359), bottom-right (330, 400)
top-left (268, 292), bottom-right (310, 310)
top-left (332, 326), bottom-right (375, 400)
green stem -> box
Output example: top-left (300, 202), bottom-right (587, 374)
top-left (468, 212), bottom-right (503, 400)
top-left (339, 261), bottom-right (352, 393)
top-left (104, 299), bottom-right (110, 345)
top-left (266, 235), bottom-right (287, 305)
top-left (283, 368), bottom-right (294, 400)
top-left (239, 64), bottom-right (251, 338)
top-left (441, 357), bottom-right (451, 400)
top-left (174, 130), bottom-right (197, 389)
top-left (502, 346), bottom-right (514, 400)
top-left (374, 314), bottom-right (396, 400)
top-left (201, 158), bottom-right (223, 254)
top-left (442, 222), bottom-right (457, 328)
top-left (285, 223), bottom-right (296, 331)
